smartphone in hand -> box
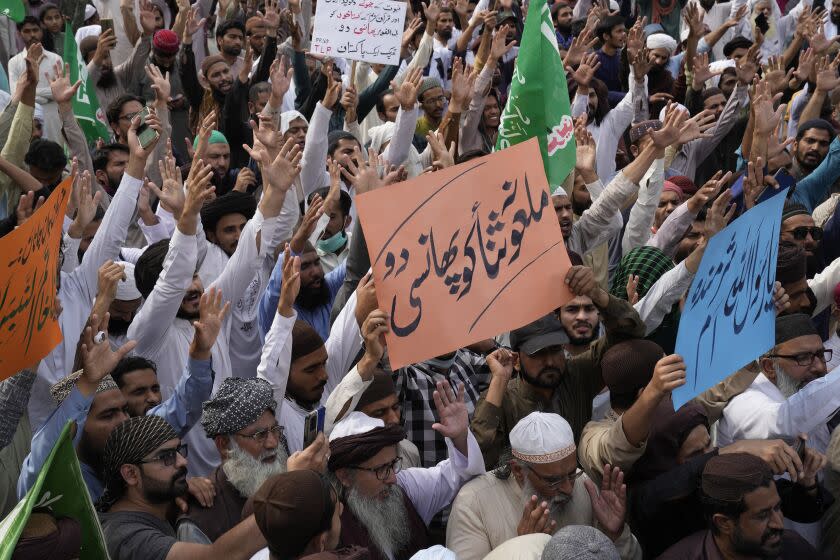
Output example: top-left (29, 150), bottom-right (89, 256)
top-left (303, 406), bottom-right (326, 449)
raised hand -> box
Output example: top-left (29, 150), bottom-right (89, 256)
top-left (574, 115), bottom-right (596, 173)
top-left (678, 109), bottom-right (715, 144)
top-left (340, 84), bottom-right (358, 123)
top-left (431, 381), bottom-right (469, 453)
top-left (190, 287), bottom-right (230, 359)
top-left (392, 66), bottom-right (423, 110)
top-left (649, 103), bottom-right (689, 150)
top-left (182, 159), bottom-right (215, 218)
top-left (584, 464), bottom-right (627, 542)
top-left (736, 44), bottom-right (760, 85)
top-left (146, 63), bottom-right (172, 106)
top-left (692, 52), bottom-right (722, 90)
top-left (626, 274), bottom-right (640, 305)
top-left (184, 6), bottom-right (206, 41)
top-left (630, 47), bottom-right (653, 80)
top-left (570, 52), bottom-right (600, 88)
top-left (427, 130), bottom-right (456, 170)
top-left (815, 51), bottom-right (840, 92)
top-left (423, 0), bottom-right (442, 27)
top-left (322, 63), bottom-right (342, 109)
top-left (48, 61), bottom-right (82, 105)
top-left (277, 244), bottom-right (300, 317)
top-left (15, 191), bottom-right (45, 227)
top-left (150, 141), bottom-right (186, 219)
top-left (625, 16), bottom-right (646, 61)
top-left (743, 156), bottom-right (764, 210)
top-left (260, 0), bottom-right (281, 32)
top-left (139, 0), bottom-right (158, 35)
top-left (646, 354), bottom-right (687, 398)
top-left (268, 57), bottom-right (293, 106)
top-left (69, 171), bottom-right (102, 236)
top-left (449, 57), bottom-right (476, 111)
top-left (485, 347), bottom-right (516, 386)
top-left (773, 281), bottom-right (790, 315)
top-left (287, 432), bottom-right (329, 473)
top-left (78, 313), bottom-right (137, 395)
top-left (128, 107), bottom-right (162, 159)
top-left (234, 167), bottom-right (256, 192)
top-left (794, 47), bottom-right (815, 83)
top-left (687, 170), bottom-right (729, 213)
top-left (96, 260), bottom-right (126, 306)
top-left (763, 55), bottom-right (793, 95)
top-left (290, 195), bottom-right (324, 253)
top-left (517, 496), bottom-right (557, 537)
top-left (342, 146), bottom-right (385, 194)
top-left (490, 25), bottom-right (517, 61)
top-left (194, 110), bottom-right (217, 160)
top-left (359, 308), bottom-right (389, 375)
top-left (563, 26), bottom-right (597, 68)
top-left (260, 136), bottom-right (303, 192)
top-left (705, 187), bottom-right (736, 237)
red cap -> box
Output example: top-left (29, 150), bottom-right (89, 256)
top-left (152, 29), bottom-right (180, 54)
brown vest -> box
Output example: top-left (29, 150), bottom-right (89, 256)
top-left (339, 490), bottom-right (429, 560)
top-left (177, 467), bottom-right (246, 542)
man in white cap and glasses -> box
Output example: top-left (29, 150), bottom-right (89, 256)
top-left (447, 412), bottom-right (642, 560)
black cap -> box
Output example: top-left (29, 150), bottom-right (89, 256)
top-left (510, 314), bottom-right (570, 355)
top-left (776, 314), bottom-right (819, 345)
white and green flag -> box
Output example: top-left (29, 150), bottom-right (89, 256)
top-left (63, 22), bottom-right (110, 143)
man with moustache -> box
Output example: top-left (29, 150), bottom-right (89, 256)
top-left (104, 261), bottom-right (143, 349)
top-left (175, 377), bottom-right (328, 543)
top-left (558, 296), bottom-right (601, 356)
top-left (718, 314), bottom-right (840, 454)
top-left (97, 416), bottom-right (267, 560)
top-left (554, 2), bottom-right (574, 50)
top-left (789, 119), bottom-right (834, 183)
top-left (781, 202), bottom-right (824, 278)
top-left (447, 412), bottom-right (641, 560)
top-left (659, 453), bottom-right (821, 559)
top-left (471, 266), bottom-right (647, 469)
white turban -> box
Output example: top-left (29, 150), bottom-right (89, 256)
top-left (646, 33), bottom-right (678, 55)
top-left (115, 261), bottom-right (141, 301)
top-left (510, 412), bottom-right (575, 464)
top-left (280, 110), bottom-right (308, 134)
top-left (329, 411), bottom-right (382, 442)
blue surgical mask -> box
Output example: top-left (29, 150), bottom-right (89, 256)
top-left (317, 230), bottom-right (347, 254)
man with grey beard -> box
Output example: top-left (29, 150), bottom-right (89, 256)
top-left (176, 377), bottom-right (328, 543)
top-left (447, 412), bottom-right (641, 560)
top-left (718, 313), bottom-right (840, 454)
top-left (327, 381), bottom-right (485, 560)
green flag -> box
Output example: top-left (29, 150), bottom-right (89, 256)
top-left (496, 0), bottom-right (575, 187)
top-left (0, 422), bottom-right (109, 559)
top-left (0, 0), bottom-right (24, 23)
top-left (63, 23), bottom-right (111, 144)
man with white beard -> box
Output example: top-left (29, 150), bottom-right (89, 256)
top-left (176, 377), bottom-right (329, 543)
top-left (718, 313), bottom-right (840, 454)
top-left (446, 412), bottom-right (642, 560)
top-left (327, 384), bottom-right (484, 560)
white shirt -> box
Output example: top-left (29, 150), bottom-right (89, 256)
top-left (127, 210), bottom-right (277, 475)
top-left (258, 289), bottom-right (362, 453)
top-left (8, 48), bottom-right (62, 142)
top-left (29, 174), bottom-right (144, 430)
top-left (718, 369), bottom-right (840, 454)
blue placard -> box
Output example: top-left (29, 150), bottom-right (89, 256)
top-left (671, 189), bottom-right (789, 409)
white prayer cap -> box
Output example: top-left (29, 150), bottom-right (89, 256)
top-left (658, 102), bottom-right (688, 121)
top-left (329, 411), bottom-right (384, 442)
top-left (409, 545), bottom-right (458, 560)
top-left (551, 185), bottom-right (569, 198)
top-left (115, 261), bottom-right (141, 301)
top-left (280, 110), bottom-right (308, 134)
top-left (510, 412), bottom-right (576, 464)
top-left (609, 0), bottom-right (619, 11)
top-left (84, 4), bottom-right (97, 20)
top-left (75, 24), bottom-right (101, 46)
top-left (484, 534), bottom-right (551, 560)
top-left (646, 33), bottom-right (678, 55)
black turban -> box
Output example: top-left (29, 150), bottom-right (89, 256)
top-left (292, 320), bottom-right (325, 362)
top-left (134, 238), bottom-right (171, 299)
top-left (355, 369), bottom-right (397, 411)
top-left (328, 425), bottom-right (405, 471)
top-left (200, 191), bottom-right (257, 234)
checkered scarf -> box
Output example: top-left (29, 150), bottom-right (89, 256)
top-left (200, 377), bottom-right (277, 438)
top-left (50, 370), bottom-right (118, 405)
top-left (610, 246), bottom-right (675, 300)
top-left (97, 416), bottom-right (178, 511)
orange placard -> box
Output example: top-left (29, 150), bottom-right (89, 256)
top-left (0, 176), bottom-right (72, 380)
top-left (356, 138), bottom-right (573, 369)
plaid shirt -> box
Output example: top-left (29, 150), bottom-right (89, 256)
top-left (389, 349), bottom-right (492, 468)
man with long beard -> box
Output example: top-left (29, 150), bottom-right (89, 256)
top-left (471, 265), bottom-right (646, 469)
top-left (327, 381), bottom-right (484, 560)
top-left (718, 314), bottom-right (840, 454)
top-left (175, 377), bottom-right (328, 542)
top-left (447, 412), bottom-right (641, 560)
top-left (557, 296), bottom-right (601, 356)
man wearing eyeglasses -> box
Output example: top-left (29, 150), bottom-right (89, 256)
top-left (176, 377), bottom-right (328, 543)
top-left (327, 383), bottom-right (484, 560)
top-left (718, 313), bottom-right (840, 454)
top-left (447, 412), bottom-right (641, 560)
top-left (97, 415), bottom-right (268, 560)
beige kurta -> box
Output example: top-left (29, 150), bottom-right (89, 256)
top-left (445, 471), bottom-right (642, 560)
top-left (578, 410), bottom-right (647, 486)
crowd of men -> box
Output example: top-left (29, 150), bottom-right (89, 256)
top-left (3, 0), bottom-right (840, 558)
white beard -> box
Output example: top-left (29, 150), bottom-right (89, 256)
top-left (521, 478), bottom-right (572, 526)
top-left (345, 483), bottom-right (410, 557)
top-left (222, 440), bottom-right (289, 498)
top-left (773, 363), bottom-right (803, 399)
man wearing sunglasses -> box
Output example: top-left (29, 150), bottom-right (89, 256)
top-left (718, 314), bottom-right (840, 454)
top-left (447, 412), bottom-right (640, 560)
top-left (97, 415), bottom-right (267, 560)
top-left (781, 202), bottom-right (825, 280)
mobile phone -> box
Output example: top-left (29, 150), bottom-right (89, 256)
top-left (100, 18), bottom-right (114, 38)
top-left (303, 406), bottom-right (326, 449)
top-left (755, 13), bottom-right (769, 35)
top-left (136, 106), bottom-right (159, 149)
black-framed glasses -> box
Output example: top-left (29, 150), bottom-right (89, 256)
top-left (349, 457), bottom-right (402, 481)
top-left (138, 444), bottom-right (188, 467)
top-left (235, 424), bottom-right (284, 444)
top-left (784, 226), bottom-right (823, 241)
top-left (527, 466), bottom-right (583, 489)
top-left (769, 349), bottom-right (832, 367)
